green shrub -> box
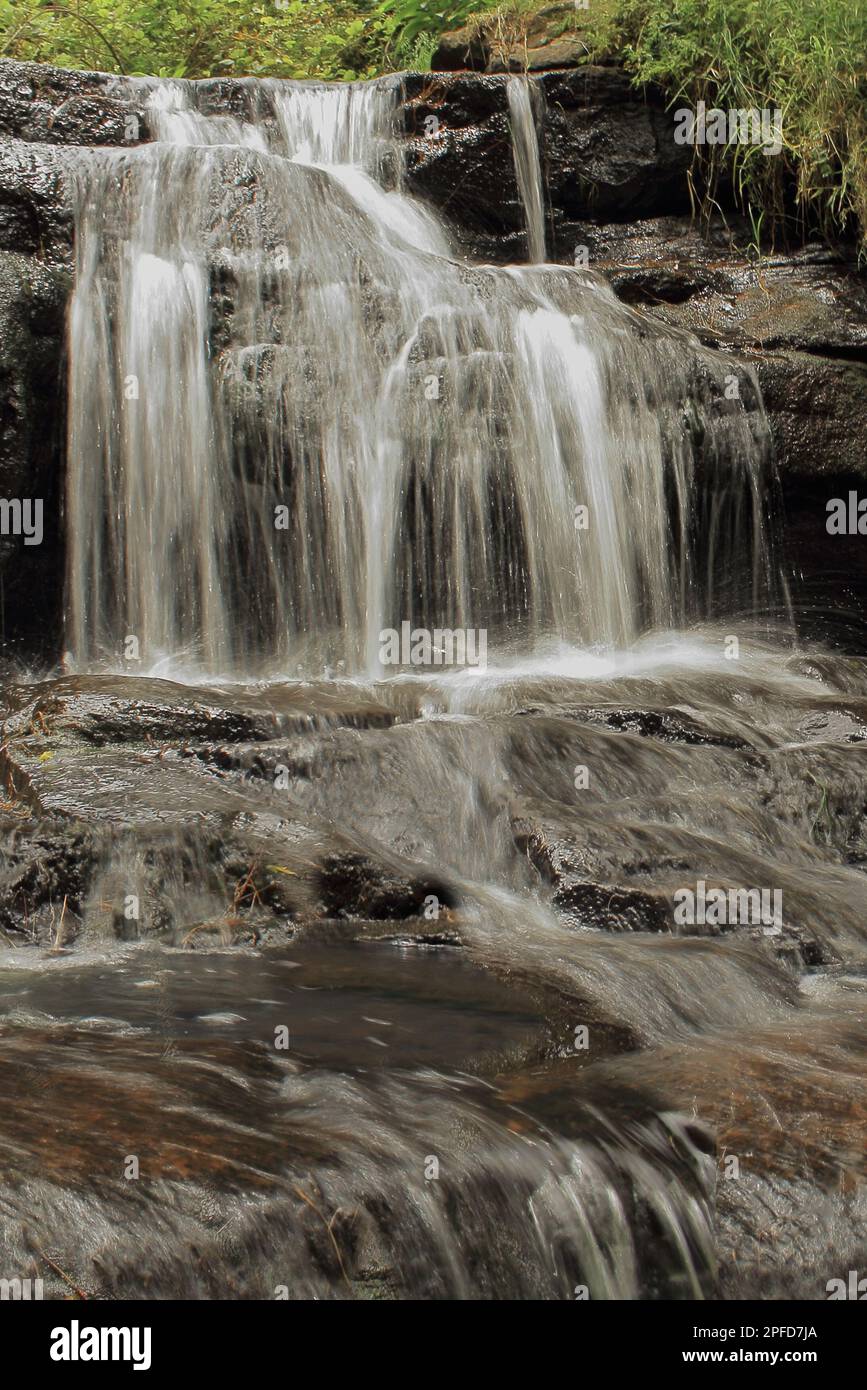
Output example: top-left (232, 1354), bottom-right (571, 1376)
top-left (607, 0), bottom-right (867, 254)
top-left (0, 0), bottom-right (395, 80)
top-left (377, 0), bottom-right (487, 48)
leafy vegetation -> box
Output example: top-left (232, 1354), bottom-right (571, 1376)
top-left (378, 0), bottom-right (484, 50)
top-left (0, 0), bottom-right (406, 80)
top-left (611, 0), bottom-right (867, 254)
top-left (0, 0), bottom-right (863, 250)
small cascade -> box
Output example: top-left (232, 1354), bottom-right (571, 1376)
top-left (507, 75), bottom-right (548, 262)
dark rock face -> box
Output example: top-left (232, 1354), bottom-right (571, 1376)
top-left (318, 850), bottom-right (457, 920)
top-left (0, 90), bottom-right (84, 659)
top-left (0, 813), bottom-right (96, 939)
top-left (0, 247), bottom-right (68, 658)
top-left (758, 352), bottom-right (867, 481)
top-left (401, 67), bottom-right (691, 257)
top-left (0, 140), bottom-right (79, 268)
top-left (540, 67), bottom-right (692, 221)
top-left (401, 72), bottom-right (527, 250)
top-left (0, 59), bottom-right (149, 147)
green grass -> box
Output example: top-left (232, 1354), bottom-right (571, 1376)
top-left (608, 0), bottom-right (867, 256)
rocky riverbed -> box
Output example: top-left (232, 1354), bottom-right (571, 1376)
top-left (1, 641), bottom-right (866, 1297)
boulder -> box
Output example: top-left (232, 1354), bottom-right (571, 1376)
top-left (0, 57), bottom-right (148, 146)
top-left (432, 5), bottom-right (602, 75)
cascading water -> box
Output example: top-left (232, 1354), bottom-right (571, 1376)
top-left (65, 75), bottom-right (775, 678)
top-left (507, 75), bottom-right (548, 262)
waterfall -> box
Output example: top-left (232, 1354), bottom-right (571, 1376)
top-left (65, 76), bottom-right (774, 679)
top-left (11, 63), bottom-right (862, 1310)
top-left (507, 76), bottom-right (547, 263)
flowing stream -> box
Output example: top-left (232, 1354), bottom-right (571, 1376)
top-left (0, 76), bottom-right (864, 1301)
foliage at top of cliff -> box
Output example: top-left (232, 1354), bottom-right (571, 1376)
top-left (0, 0), bottom-right (410, 80)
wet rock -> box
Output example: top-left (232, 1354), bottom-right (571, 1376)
top-left (757, 352), bottom-right (867, 480)
top-left (0, 59), bottom-right (148, 147)
top-left (0, 676), bottom-right (466, 943)
top-left (780, 472), bottom-right (867, 650)
top-left (512, 803), bottom-right (681, 933)
top-left (553, 218), bottom-right (867, 341)
top-left (510, 1006), bottom-right (867, 1299)
top-left (0, 144), bottom-right (75, 260)
top-left (0, 250), bottom-right (67, 659)
top-left (764, 355), bottom-right (867, 642)
top-left (4, 677), bottom-right (278, 746)
top-left (2, 675), bottom-right (398, 745)
top-left (541, 703), bottom-right (752, 749)
top-left (506, 696), bottom-right (861, 970)
top-left (0, 814), bottom-right (95, 943)
top-left (317, 850), bottom-right (458, 921)
top-left (540, 67), bottom-right (692, 221)
top-left (401, 68), bottom-right (690, 257)
top-left (0, 140), bottom-right (77, 662)
top-left (545, 216), bottom-right (867, 470)
top-left (403, 98), bottom-right (526, 251)
top-left (552, 879), bottom-right (672, 932)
